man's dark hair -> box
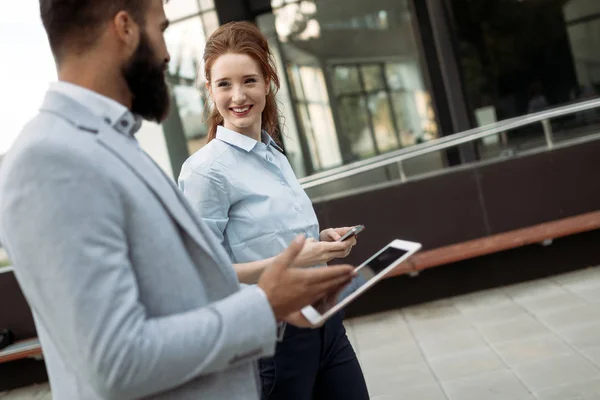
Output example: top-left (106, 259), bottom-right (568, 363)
top-left (39, 0), bottom-right (149, 62)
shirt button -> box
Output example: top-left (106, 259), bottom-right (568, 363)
top-left (280, 181), bottom-right (287, 186)
top-left (294, 206), bottom-right (301, 212)
top-left (266, 154), bottom-right (272, 162)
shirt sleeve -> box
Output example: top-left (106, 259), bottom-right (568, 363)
top-left (178, 168), bottom-right (230, 245)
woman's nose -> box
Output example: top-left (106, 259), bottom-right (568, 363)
top-left (232, 86), bottom-right (247, 103)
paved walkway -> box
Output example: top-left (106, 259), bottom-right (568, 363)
top-left (4, 266), bottom-right (600, 399)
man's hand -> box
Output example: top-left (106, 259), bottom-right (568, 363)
top-left (317, 281), bottom-right (348, 313)
top-left (258, 235), bottom-right (356, 321)
top-left (282, 311), bottom-right (316, 328)
top-left (282, 281), bottom-right (350, 328)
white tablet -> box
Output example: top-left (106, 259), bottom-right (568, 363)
top-left (301, 239), bottom-right (422, 326)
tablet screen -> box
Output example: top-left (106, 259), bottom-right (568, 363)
top-left (337, 245), bottom-right (408, 303)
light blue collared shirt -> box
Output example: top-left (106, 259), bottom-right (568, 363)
top-left (178, 126), bottom-right (320, 265)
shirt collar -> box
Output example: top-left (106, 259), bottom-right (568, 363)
top-left (49, 81), bottom-right (143, 137)
top-left (216, 125), bottom-right (283, 153)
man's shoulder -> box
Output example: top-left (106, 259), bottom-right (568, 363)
top-left (1, 111), bottom-right (102, 183)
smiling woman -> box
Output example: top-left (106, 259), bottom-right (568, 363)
top-left (178, 21), bottom-right (369, 400)
top-left (0, 1), bottom-right (57, 154)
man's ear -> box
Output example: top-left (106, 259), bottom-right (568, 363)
top-left (113, 11), bottom-right (140, 52)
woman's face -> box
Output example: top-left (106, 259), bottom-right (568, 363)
top-left (208, 53), bottom-right (268, 138)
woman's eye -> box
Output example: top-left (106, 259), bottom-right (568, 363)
top-left (217, 82), bottom-right (230, 88)
top-left (246, 78), bottom-right (257, 84)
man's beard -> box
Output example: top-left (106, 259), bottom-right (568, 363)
top-left (123, 31), bottom-right (170, 122)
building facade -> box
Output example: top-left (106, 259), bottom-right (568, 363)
top-left (146, 0), bottom-right (599, 195)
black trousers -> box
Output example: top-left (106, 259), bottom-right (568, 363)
top-left (258, 312), bottom-right (369, 400)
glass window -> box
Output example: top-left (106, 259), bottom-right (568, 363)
top-left (450, 0), bottom-right (599, 132)
top-left (171, 85), bottom-right (207, 142)
top-left (272, 0), bottom-right (300, 8)
top-left (262, 0), bottom-right (438, 178)
top-left (297, 105), bottom-right (321, 167)
top-left (202, 10), bottom-right (220, 37)
top-left (287, 65), bottom-right (305, 100)
top-left (385, 63), bottom-right (407, 90)
top-left (299, 66), bottom-right (329, 103)
top-left (163, 15), bottom-right (213, 156)
top-left (306, 103), bottom-right (341, 169)
top-left (333, 66), bottom-right (361, 95)
top-left (164, 0), bottom-right (200, 21)
top-left (391, 91), bottom-right (417, 146)
top-left (339, 96), bottom-right (376, 159)
top-left (362, 65), bottom-right (384, 91)
top-left (368, 91), bottom-right (398, 152)
top-left (281, 58), bottom-right (343, 173)
top-left (165, 17), bottom-right (206, 80)
top-left (291, 65), bottom-right (342, 170)
top-left (199, 0), bottom-right (215, 11)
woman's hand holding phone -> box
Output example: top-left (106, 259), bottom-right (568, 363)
top-left (291, 226), bottom-right (364, 268)
top-left (319, 225), bottom-right (365, 258)
top-left (320, 226), bottom-right (364, 243)
top-left (292, 239), bottom-right (352, 267)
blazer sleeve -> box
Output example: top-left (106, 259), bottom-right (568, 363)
top-left (0, 143), bottom-right (276, 400)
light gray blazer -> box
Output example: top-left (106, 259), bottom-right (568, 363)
top-left (0, 90), bottom-right (277, 399)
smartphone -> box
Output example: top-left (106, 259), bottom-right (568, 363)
top-left (337, 225), bottom-right (365, 242)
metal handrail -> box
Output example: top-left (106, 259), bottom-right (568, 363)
top-left (299, 97), bottom-right (600, 189)
top-left (0, 265), bottom-right (14, 274)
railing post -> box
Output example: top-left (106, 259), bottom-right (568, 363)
top-left (542, 119), bottom-right (554, 149)
top-left (398, 161), bottom-right (407, 182)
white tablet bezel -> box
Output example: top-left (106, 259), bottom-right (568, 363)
top-left (301, 239), bottom-right (422, 326)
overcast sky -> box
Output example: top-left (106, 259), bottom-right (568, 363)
top-left (0, 0), bottom-right (56, 154)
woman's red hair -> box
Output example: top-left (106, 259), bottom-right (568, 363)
top-left (203, 21), bottom-right (281, 143)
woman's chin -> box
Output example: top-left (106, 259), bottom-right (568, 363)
top-left (226, 118), bottom-right (260, 132)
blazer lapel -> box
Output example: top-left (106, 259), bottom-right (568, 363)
top-left (95, 129), bottom-right (202, 245)
top-left (39, 91), bottom-right (237, 285)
